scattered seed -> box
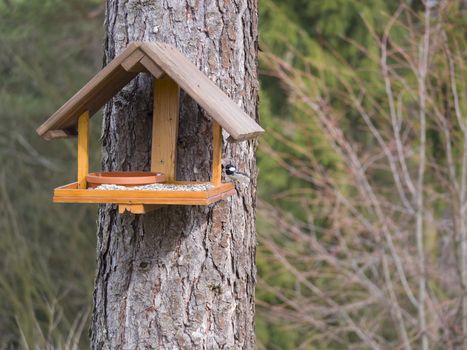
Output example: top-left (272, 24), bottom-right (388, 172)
top-left (93, 183), bottom-right (214, 191)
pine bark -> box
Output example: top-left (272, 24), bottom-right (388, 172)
top-left (90, 1), bottom-right (259, 349)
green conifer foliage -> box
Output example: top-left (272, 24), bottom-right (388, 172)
top-left (0, 1), bottom-right (103, 347)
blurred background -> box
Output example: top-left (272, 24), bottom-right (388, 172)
top-left (0, 0), bottom-right (466, 349)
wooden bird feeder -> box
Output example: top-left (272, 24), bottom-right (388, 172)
top-left (37, 42), bottom-right (264, 214)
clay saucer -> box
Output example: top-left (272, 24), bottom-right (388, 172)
top-left (86, 171), bottom-right (166, 188)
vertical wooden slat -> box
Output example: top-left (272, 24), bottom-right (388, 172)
top-left (77, 111), bottom-right (90, 189)
top-left (151, 78), bottom-right (180, 181)
top-left (118, 204), bottom-right (161, 214)
top-left (212, 121), bottom-right (222, 186)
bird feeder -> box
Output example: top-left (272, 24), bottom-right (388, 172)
top-left (37, 42), bottom-right (264, 214)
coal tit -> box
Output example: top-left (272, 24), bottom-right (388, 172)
top-left (224, 164), bottom-right (250, 184)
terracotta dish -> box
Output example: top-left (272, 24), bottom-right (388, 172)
top-left (86, 171), bottom-right (166, 188)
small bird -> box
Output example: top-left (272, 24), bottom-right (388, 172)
top-left (224, 164), bottom-right (250, 184)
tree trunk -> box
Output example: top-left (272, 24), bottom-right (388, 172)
top-left (90, 1), bottom-right (259, 349)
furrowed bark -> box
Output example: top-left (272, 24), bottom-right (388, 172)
top-left (90, 1), bottom-right (259, 349)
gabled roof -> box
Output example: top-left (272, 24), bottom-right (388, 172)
top-left (37, 42), bottom-right (264, 141)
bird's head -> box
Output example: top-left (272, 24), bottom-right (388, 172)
top-left (224, 164), bottom-right (237, 176)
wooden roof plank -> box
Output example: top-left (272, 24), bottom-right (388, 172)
top-left (37, 42), bottom-right (142, 136)
top-left (140, 56), bottom-right (164, 79)
top-left (121, 49), bottom-right (145, 72)
top-left (57, 67), bottom-right (138, 130)
top-left (140, 42), bottom-right (263, 140)
top-left (37, 41), bottom-right (264, 141)
top-left (43, 129), bottom-right (77, 141)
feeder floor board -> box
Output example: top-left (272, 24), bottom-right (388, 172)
top-left (53, 181), bottom-right (235, 205)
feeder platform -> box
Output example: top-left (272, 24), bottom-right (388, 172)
top-left (53, 181), bottom-right (235, 213)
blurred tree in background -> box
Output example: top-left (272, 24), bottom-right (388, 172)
top-left (258, 0), bottom-right (466, 349)
top-left (0, 0), bottom-right (104, 348)
top-left (257, 2), bottom-right (395, 346)
top-left (0, 0), bottom-right (465, 349)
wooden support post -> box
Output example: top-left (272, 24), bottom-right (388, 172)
top-left (151, 78), bottom-right (180, 181)
top-left (212, 121), bottom-right (222, 186)
top-left (118, 204), bottom-right (161, 215)
top-left (77, 111), bottom-right (89, 189)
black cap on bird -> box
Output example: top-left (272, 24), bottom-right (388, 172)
top-left (224, 164), bottom-right (250, 184)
